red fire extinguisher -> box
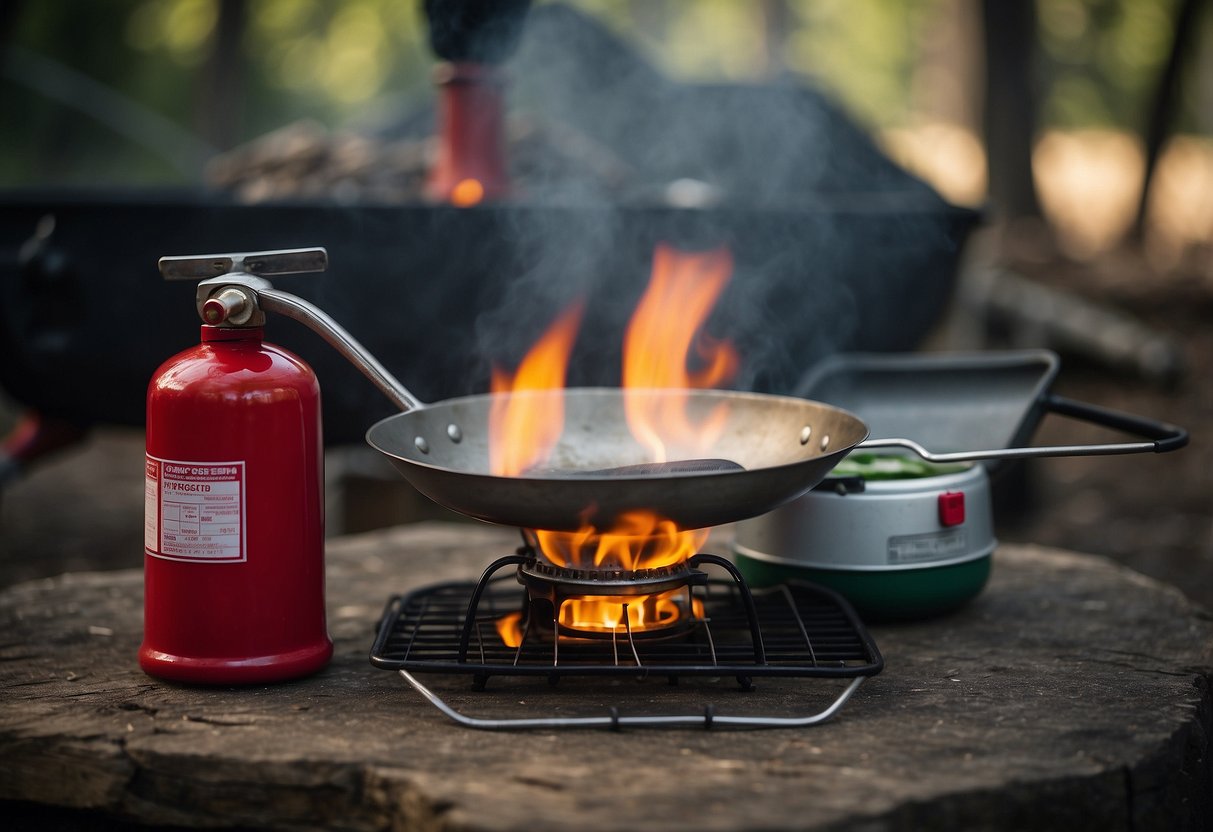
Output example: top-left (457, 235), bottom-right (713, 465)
top-left (140, 248), bottom-right (333, 684)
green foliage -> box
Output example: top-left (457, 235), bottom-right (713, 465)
top-left (783, 0), bottom-right (928, 128)
top-left (0, 0), bottom-right (1203, 187)
top-left (1038, 0), bottom-right (1183, 129)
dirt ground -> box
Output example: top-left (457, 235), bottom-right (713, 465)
top-left (1, 231), bottom-right (1210, 612)
top-left (983, 237), bottom-right (1213, 610)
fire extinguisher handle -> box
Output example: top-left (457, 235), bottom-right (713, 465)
top-left (158, 247), bottom-right (424, 413)
top-left (159, 248), bottom-right (329, 280)
top-left (257, 287), bottom-right (424, 413)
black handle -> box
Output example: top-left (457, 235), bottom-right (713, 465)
top-left (1042, 393), bottom-right (1188, 453)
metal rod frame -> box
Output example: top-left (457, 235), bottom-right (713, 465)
top-left (396, 669), bottom-right (866, 730)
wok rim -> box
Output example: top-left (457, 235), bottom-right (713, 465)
top-left (363, 386), bottom-right (871, 483)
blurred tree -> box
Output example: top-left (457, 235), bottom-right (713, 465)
top-left (1, 1), bottom-right (212, 184)
top-left (196, 0), bottom-right (247, 151)
top-left (0, 0), bottom-right (1204, 194)
top-left (1132, 0), bottom-right (1207, 238)
top-left (982, 0), bottom-right (1043, 221)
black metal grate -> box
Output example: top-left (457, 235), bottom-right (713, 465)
top-left (370, 567), bottom-right (882, 683)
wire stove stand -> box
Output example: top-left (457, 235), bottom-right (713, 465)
top-left (371, 543), bottom-right (883, 730)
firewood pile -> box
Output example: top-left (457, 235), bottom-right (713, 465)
top-left (204, 115), bottom-right (638, 204)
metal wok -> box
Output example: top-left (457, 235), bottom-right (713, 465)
top-left (361, 381), bottom-right (1187, 531)
top-left (364, 387), bottom-right (868, 531)
top-left (165, 248), bottom-right (1187, 533)
top-left (246, 273), bottom-right (870, 531)
top-left (163, 249), bottom-right (872, 531)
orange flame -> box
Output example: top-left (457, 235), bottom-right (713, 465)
top-left (534, 511), bottom-right (708, 571)
top-left (488, 302), bottom-right (585, 477)
top-left (560, 590), bottom-right (702, 633)
top-left (488, 244), bottom-right (738, 638)
top-left (494, 591), bottom-right (706, 646)
top-left (623, 244), bottom-right (738, 462)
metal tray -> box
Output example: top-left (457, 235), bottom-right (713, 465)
top-left (796, 350), bottom-right (1061, 467)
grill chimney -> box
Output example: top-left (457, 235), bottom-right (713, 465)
top-left (421, 0), bottom-right (531, 204)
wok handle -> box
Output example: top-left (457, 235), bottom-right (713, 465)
top-left (1039, 393), bottom-right (1188, 452)
top-left (858, 393), bottom-right (1188, 463)
top-left (257, 288), bottom-right (423, 413)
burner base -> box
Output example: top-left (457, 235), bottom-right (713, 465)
top-left (370, 555), bottom-right (882, 683)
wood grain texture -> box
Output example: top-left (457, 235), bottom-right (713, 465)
top-left (1, 522), bottom-right (1210, 831)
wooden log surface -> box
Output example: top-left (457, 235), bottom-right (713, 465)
top-left (1, 521), bottom-right (1210, 831)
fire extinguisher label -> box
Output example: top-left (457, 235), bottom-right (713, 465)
top-left (145, 455), bottom-right (246, 563)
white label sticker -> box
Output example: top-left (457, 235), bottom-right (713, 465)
top-left (887, 528), bottom-right (969, 564)
top-left (144, 457), bottom-right (159, 552)
top-left (145, 456), bottom-right (246, 563)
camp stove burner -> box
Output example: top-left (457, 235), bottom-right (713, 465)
top-left (511, 552), bottom-right (725, 645)
top-left (370, 544), bottom-right (883, 730)
top-left (518, 558), bottom-right (695, 594)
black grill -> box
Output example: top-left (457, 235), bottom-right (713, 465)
top-left (370, 559), bottom-right (882, 684)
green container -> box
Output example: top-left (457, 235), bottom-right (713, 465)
top-left (731, 462), bottom-right (996, 622)
top-left (734, 551), bottom-right (991, 623)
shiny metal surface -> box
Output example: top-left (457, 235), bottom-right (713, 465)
top-left (733, 463), bottom-right (997, 571)
top-left (257, 287), bottom-right (421, 412)
top-left (159, 247), bottom-right (329, 280)
top-left (366, 388), bottom-right (869, 531)
top-left (396, 669), bottom-right (866, 730)
top-left (796, 351), bottom-right (1188, 463)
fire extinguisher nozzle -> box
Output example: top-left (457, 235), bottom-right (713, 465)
top-left (202, 288), bottom-right (253, 326)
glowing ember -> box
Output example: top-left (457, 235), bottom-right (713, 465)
top-left (488, 243), bottom-right (738, 640)
top-left (450, 178), bottom-right (486, 207)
